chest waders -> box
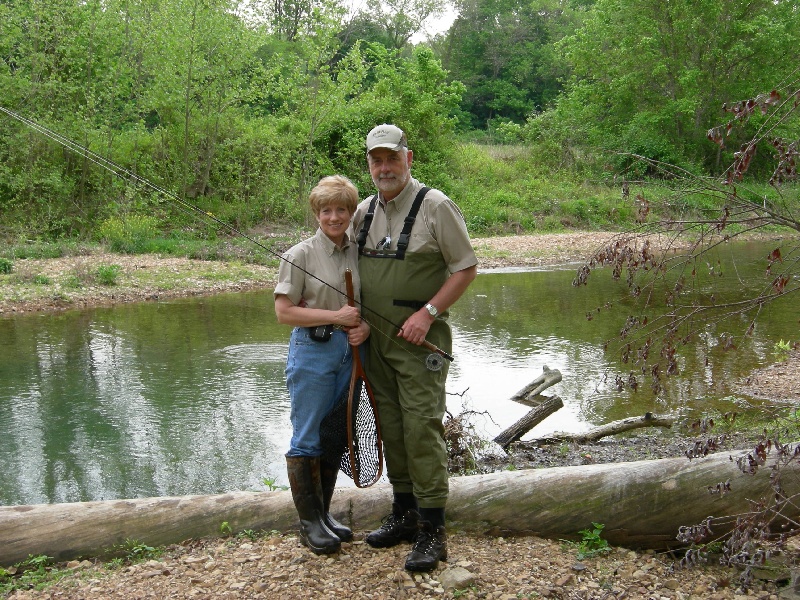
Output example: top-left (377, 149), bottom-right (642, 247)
top-left (356, 190), bottom-right (451, 507)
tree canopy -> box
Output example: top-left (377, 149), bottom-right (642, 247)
top-left (0, 0), bottom-right (798, 239)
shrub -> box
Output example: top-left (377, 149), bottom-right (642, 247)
top-left (97, 215), bottom-right (160, 254)
top-left (96, 264), bottom-right (122, 286)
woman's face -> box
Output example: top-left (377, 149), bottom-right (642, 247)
top-left (317, 203), bottom-right (352, 245)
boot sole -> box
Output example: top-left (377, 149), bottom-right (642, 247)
top-left (365, 534), bottom-right (417, 549)
top-left (301, 535), bottom-right (341, 555)
top-left (404, 555), bottom-right (447, 572)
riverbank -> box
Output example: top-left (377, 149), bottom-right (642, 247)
top-left (0, 231), bottom-right (626, 315)
top-left (3, 230), bottom-right (800, 599)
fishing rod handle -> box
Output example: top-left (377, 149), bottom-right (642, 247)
top-left (422, 341), bottom-right (454, 362)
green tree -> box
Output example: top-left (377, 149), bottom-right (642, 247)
top-left (326, 44), bottom-right (466, 193)
top-left (549, 0), bottom-right (800, 174)
top-left (354, 0), bottom-right (447, 49)
top-left (440, 0), bottom-right (582, 129)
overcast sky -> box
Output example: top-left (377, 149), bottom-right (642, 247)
top-left (344, 1), bottom-right (458, 43)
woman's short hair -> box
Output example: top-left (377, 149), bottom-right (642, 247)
top-left (309, 175), bottom-right (359, 215)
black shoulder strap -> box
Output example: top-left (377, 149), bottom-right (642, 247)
top-left (395, 187), bottom-right (430, 260)
top-left (356, 194), bottom-right (379, 253)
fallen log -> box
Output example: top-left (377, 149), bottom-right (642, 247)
top-left (508, 365), bottom-right (562, 408)
top-left (527, 412), bottom-right (675, 445)
top-left (493, 395), bottom-right (564, 449)
top-left (2, 448), bottom-right (797, 565)
top-left (493, 365), bottom-right (564, 448)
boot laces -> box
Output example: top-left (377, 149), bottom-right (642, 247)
top-left (412, 528), bottom-right (438, 553)
top-left (378, 511), bottom-right (403, 532)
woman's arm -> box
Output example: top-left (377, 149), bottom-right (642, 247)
top-left (274, 294), bottom-right (362, 328)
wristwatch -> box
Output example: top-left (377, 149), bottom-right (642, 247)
top-left (424, 303), bottom-right (439, 318)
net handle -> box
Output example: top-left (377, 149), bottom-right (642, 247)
top-left (344, 269), bottom-right (383, 487)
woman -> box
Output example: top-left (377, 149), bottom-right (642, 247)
top-left (274, 175), bottom-right (370, 555)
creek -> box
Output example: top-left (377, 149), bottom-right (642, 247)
top-left (0, 239), bottom-right (792, 505)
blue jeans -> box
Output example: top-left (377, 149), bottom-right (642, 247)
top-left (285, 327), bottom-right (352, 457)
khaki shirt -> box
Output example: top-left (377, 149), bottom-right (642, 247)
top-left (352, 177), bottom-right (478, 273)
top-left (274, 229), bottom-right (360, 310)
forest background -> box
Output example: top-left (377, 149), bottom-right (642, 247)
top-left (1, 0), bottom-right (799, 254)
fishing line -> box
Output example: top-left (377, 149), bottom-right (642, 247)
top-left (0, 106), bottom-right (453, 365)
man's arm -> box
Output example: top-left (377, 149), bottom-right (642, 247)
top-left (397, 265), bottom-right (477, 345)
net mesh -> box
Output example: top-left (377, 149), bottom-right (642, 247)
top-left (319, 376), bottom-right (381, 487)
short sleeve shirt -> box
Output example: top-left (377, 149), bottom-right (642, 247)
top-left (352, 177), bottom-right (478, 273)
top-left (274, 228), bottom-right (360, 310)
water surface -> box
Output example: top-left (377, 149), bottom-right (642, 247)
top-left (0, 240), bottom-right (794, 505)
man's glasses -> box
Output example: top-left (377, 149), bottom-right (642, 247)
top-left (377, 236), bottom-right (391, 250)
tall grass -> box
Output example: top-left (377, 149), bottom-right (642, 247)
top-left (449, 143), bottom-right (657, 235)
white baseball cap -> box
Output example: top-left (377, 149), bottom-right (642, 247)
top-left (366, 124), bottom-right (408, 152)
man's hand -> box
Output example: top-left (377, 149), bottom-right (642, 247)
top-left (398, 309), bottom-right (434, 345)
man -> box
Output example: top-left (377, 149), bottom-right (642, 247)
top-left (353, 124), bottom-right (478, 572)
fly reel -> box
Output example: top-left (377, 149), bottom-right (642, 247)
top-left (425, 353), bottom-right (445, 372)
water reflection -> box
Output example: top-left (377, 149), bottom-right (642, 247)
top-left (0, 240), bottom-right (794, 505)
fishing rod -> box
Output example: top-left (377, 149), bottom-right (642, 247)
top-left (0, 106), bottom-right (453, 365)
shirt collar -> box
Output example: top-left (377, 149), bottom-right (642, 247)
top-left (315, 227), bottom-right (350, 254)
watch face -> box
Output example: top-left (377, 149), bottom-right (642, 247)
top-left (426, 303), bottom-right (438, 317)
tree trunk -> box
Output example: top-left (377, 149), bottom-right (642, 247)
top-left (494, 395), bottom-right (564, 449)
top-left (2, 449), bottom-right (796, 565)
top-left (527, 412), bottom-right (675, 445)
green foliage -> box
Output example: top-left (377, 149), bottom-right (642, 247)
top-left (114, 539), bottom-right (159, 562)
top-left (1, 0), bottom-right (796, 244)
top-left (237, 529), bottom-right (259, 540)
top-left (32, 274), bottom-right (51, 285)
top-left (572, 522), bottom-right (611, 559)
top-left (220, 521), bottom-right (233, 536)
top-left (450, 142), bottom-right (641, 235)
top-left (97, 215), bottom-right (160, 254)
top-left (262, 476), bottom-right (288, 491)
top-left (0, 258), bottom-right (12, 274)
top-left (441, 0), bottom-right (576, 127)
top-left (95, 264), bottom-right (122, 286)
top-left (552, 0), bottom-right (800, 174)
top-left (63, 274), bottom-right (84, 289)
top-left (0, 554), bottom-right (74, 595)
top-left (773, 339), bottom-right (793, 360)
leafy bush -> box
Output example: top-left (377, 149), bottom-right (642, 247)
top-left (95, 264), bottom-right (122, 286)
top-left (0, 258), bottom-right (12, 274)
top-left (97, 215), bottom-right (160, 254)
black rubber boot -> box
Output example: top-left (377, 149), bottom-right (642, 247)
top-left (404, 520), bottom-right (448, 572)
top-left (286, 456), bottom-right (341, 555)
top-left (365, 502), bottom-right (420, 548)
top-left (320, 459), bottom-right (353, 542)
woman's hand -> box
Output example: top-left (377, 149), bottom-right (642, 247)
top-left (334, 305), bottom-right (361, 328)
top-left (348, 320), bottom-right (370, 346)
